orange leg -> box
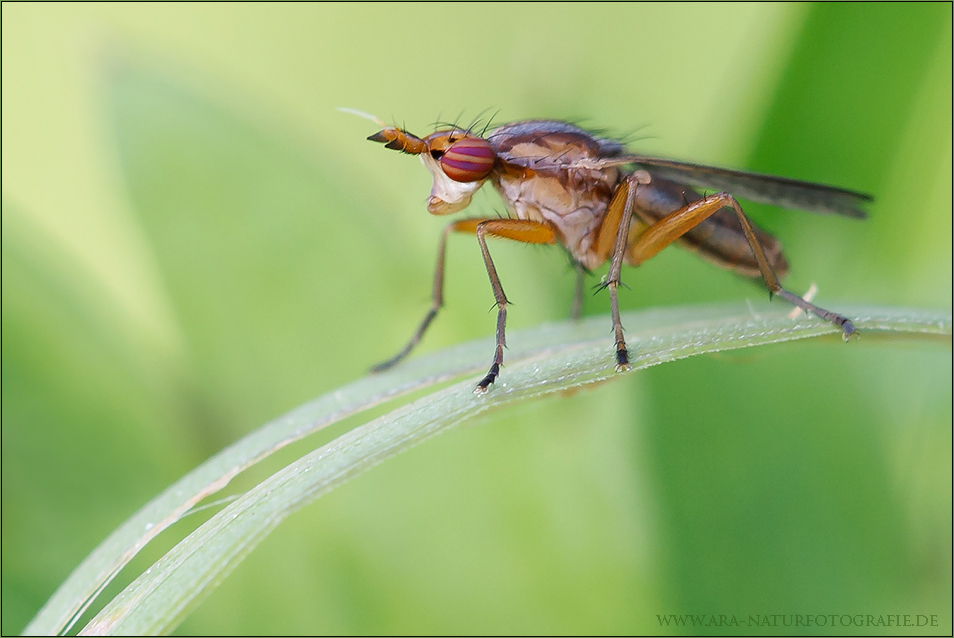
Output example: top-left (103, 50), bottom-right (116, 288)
top-left (626, 192), bottom-right (855, 338)
top-left (472, 219), bottom-right (557, 392)
top-left (592, 171), bottom-right (651, 369)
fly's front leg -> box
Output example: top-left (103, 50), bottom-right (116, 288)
top-left (472, 219), bottom-right (557, 393)
top-left (626, 192), bottom-right (856, 339)
top-left (593, 171), bottom-right (651, 370)
top-left (372, 219), bottom-right (483, 373)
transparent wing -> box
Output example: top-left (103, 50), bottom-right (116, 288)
top-left (612, 156), bottom-right (872, 219)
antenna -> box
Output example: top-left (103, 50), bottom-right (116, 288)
top-left (336, 107), bottom-right (385, 127)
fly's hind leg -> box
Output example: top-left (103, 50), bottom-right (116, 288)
top-left (626, 192), bottom-right (856, 339)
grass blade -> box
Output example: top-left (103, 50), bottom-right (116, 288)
top-left (60, 303), bottom-right (950, 636)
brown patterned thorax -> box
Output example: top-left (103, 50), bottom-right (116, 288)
top-left (484, 120), bottom-right (625, 267)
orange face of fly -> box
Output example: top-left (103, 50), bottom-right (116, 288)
top-left (369, 127), bottom-right (496, 215)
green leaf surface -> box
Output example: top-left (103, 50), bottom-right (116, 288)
top-left (27, 304), bottom-right (948, 635)
top-left (5, 4), bottom-right (951, 636)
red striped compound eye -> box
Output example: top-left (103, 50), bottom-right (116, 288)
top-left (439, 137), bottom-right (495, 182)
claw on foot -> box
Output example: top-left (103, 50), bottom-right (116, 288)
top-left (615, 347), bottom-right (630, 372)
top-left (474, 362), bottom-right (500, 394)
top-left (841, 320), bottom-right (856, 342)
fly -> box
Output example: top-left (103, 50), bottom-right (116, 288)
top-left (360, 116), bottom-right (871, 393)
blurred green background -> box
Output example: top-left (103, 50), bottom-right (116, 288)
top-left (2, 3), bottom-right (951, 635)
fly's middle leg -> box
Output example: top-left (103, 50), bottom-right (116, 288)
top-left (593, 171), bottom-right (651, 370)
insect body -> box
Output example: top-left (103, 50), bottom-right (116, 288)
top-left (367, 119), bottom-right (870, 392)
